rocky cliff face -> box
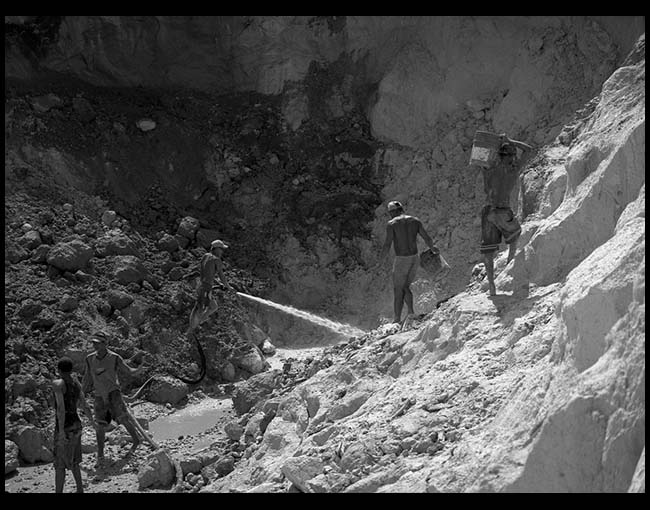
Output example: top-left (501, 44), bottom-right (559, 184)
top-left (5, 16), bottom-right (645, 324)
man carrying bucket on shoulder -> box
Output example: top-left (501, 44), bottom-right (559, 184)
top-left (476, 133), bottom-right (533, 296)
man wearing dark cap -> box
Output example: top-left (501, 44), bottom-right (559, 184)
top-left (81, 331), bottom-right (144, 466)
top-left (375, 201), bottom-right (439, 325)
top-left (188, 239), bottom-right (233, 333)
top-left (479, 134), bottom-right (533, 296)
top-left (52, 357), bottom-right (96, 492)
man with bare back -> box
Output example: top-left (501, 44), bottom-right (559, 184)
top-left (375, 201), bottom-right (439, 324)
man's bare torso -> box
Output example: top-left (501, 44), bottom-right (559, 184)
top-left (388, 215), bottom-right (422, 256)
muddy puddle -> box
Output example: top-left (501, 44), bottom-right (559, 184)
top-left (148, 397), bottom-right (232, 444)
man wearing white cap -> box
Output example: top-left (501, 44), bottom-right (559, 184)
top-left (375, 201), bottom-right (439, 325)
top-left (188, 239), bottom-right (233, 332)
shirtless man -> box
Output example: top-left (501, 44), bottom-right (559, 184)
top-left (375, 201), bottom-right (439, 324)
top-left (52, 357), bottom-right (96, 493)
top-left (479, 134), bottom-right (533, 296)
top-left (188, 239), bottom-right (233, 334)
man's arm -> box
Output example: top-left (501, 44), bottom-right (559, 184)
top-left (76, 379), bottom-right (98, 431)
top-left (215, 258), bottom-right (232, 290)
top-left (376, 223), bottom-right (394, 265)
top-left (417, 221), bottom-right (439, 254)
top-left (52, 381), bottom-right (66, 441)
top-left (116, 354), bottom-right (144, 378)
top-left (509, 138), bottom-right (534, 167)
top-left (81, 358), bottom-right (93, 394)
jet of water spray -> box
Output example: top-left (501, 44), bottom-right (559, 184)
top-left (236, 292), bottom-right (365, 338)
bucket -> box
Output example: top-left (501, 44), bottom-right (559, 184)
top-left (420, 249), bottom-right (451, 278)
top-left (469, 130), bottom-right (501, 168)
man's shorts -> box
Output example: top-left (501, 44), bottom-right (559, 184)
top-left (53, 421), bottom-right (82, 469)
top-left (393, 254), bottom-right (419, 288)
top-left (195, 285), bottom-right (216, 310)
top-left (480, 205), bottom-right (521, 254)
top-left (94, 390), bottom-right (129, 426)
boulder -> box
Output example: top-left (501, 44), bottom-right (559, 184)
top-left (59, 294), bottom-right (79, 312)
top-left (7, 245), bottom-right (30, 264)
top-left (46, 239), bottom-right (93, 272)
top-left (95, 232), bottom-right (141, 258)
top-left (177, 217), bottom-right (200, 240)
top-left (147, 376), bottom-right (189, 405)
top-left (121, 300), bottom-right (147, 328)
top-left (101, 210), bottom-right (118, 227)
top-left (12, 425), bottom-right (53, 464)
top-left (175, 234), bottom-right (190, 249)
top-left (261, 339), bottom-right (277, 356)
top-left (221, 361), bottom-right (237, 382)
top-left (17, 299), bottom-right (43, 319)
top-left (224, 421), bottom-right (244, 442)
top-left (180, 456), bottom-right (203, 476)
top-left (112, 255), bottom-right (148, 285)
top-left (232, 346), bottom-right (267, 375)
top-left (5, 440), bottom-right (20, 474)
top-left (30, 244), bottom-right (51, 263)
top-left (75, 270), bottom-right (94, 283)
top-left (167, 266), bottom-right (185, 281)
top-left (281, 456), bottom-right (325, 493)
top-left (105, 289), bottom-right (134, 310)
top-left (157, 234), bottom-right (179, 253)
top-left (138, 449), bottom-right (176, 489)
top-left (214, 454), bottom-right (235, 476)
top-left (244, 412), bottom-right (266, 443)
top-left (231, 370), bottom-right (281, 415)
top-left (19, 230), bottom-right (42, 250)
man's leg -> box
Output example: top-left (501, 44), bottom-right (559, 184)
top-left (55, 467), bottom-right (66, 493)
top-left (204, 298), bottom-right (218, 321)
top-left (404, 285), bottom-right (414, 316)
top-left (403, 257), bottom-right (418, 317)
top-left (71, 464), bottom-right (83, 493)
top-left (122, 417), bottom-right (141, 452)
top-left (112, 392), bottom-right (141, 452)
top-left (481, 206), bottom-right (500, 296)
top-left (484, 251), bottom-right (496, 296)
top-left (96, 424), bottom-right (106, 464)
top-left (507, 238), bottom-right (518, 264)
top-left (393, 285), bottom-right (405, 324)
top-left (188, 304), bottom-right (203, 333)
